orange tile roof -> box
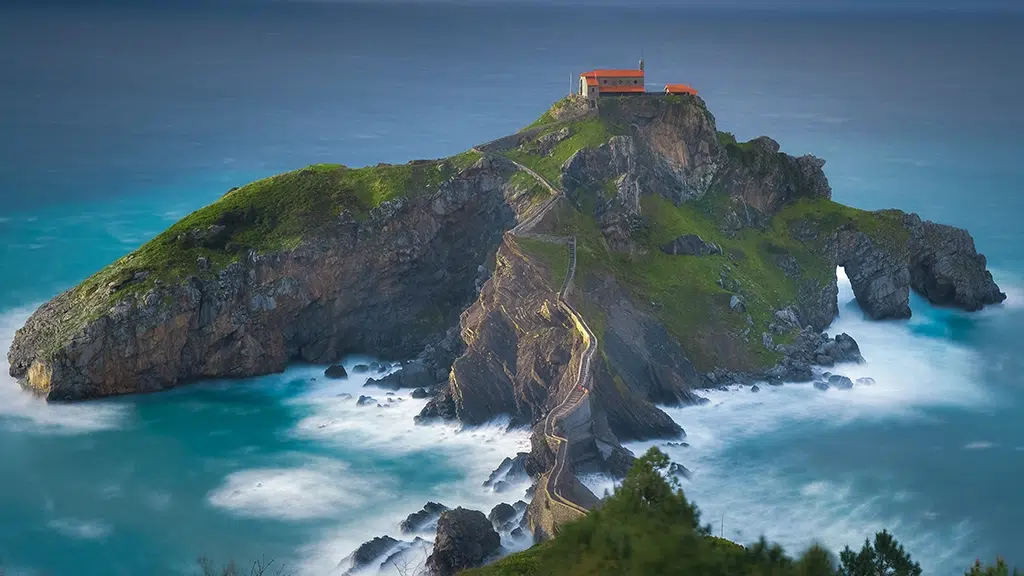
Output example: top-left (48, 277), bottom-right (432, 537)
top-left (665, 83), bottom-right (698, 95)
top-left (585, 77), bottom-right (598, 86)
top-left (600, 85), bottom-right (646, 94)
top-left (581, 69), bottom-right (645, 79)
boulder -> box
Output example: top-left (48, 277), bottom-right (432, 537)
top-left (488, 503), bottom-right (517, 530)
top-left (813, 380), bottom-right (829, 391)
top-left (401, 502), bottom-right (449, 534)
top-left (750, 384), bottom-right (760, 393)
top-left (367, 360), bottom-right (436, 391)
top-left (346, 536), bottom-right (400, 573)
top-left (425, 508), bottom-right (501, 576)
top-left (352, 364), bottom-right (370, 373)
top-left (324, 364), bottom-right (348, 379)
top-left (828, 375), bottom-right (854, 390)
top-left (356, 395), bottom-right (376, 406)
top-left (660, 234), bottom-right (722, 256)
top-left (411, 387), bottom-right (430, 399)
top-left (729, 295), bottom-right (747, 313)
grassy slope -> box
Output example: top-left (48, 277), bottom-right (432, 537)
top-left (508, 103), bottom-right (907, 372)
top-left (41, 151), bottom-right (482, 358)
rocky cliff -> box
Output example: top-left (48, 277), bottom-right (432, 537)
top-left (9, 94), bottom-right (1004, 413)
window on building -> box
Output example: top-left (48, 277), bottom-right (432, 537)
top-left (633, 80), bottom-right (638, 84)
top-left (602, 79), bottom-right (607, 84)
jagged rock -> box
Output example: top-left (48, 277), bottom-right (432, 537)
top-left (905, 214), bottom-right (1006, 311)
top-left (512, 500), bottom-right (528, 513)
top-left (660, 234), bottom-right (722, 256)
top-left (369, 360), bottom-right (438, 391)
top-left (775, 253), bottom-right (802, 278)
top-left (828, 375), bottom-right (854, 390)
top-left (750, 384), bottom-right (760, 393)
top-left (425, 508), bottom-right (501, 576)
top-left (668, 462), bottom-right (691, 479)
top-left (356, 395), bottom-right (376, 406)
top-left (344, 536), bottom-right (400, 574)
top-left (730, 295), bottom-right (746, 313)
top-left (533, 126), bottom-right (571, 156)
top-left (411, 387), bottom-right (429, 399)
top-left (488, 503), bottom-right (517, 529)
top-left (492, 481), bottom-right (511, 493)
top-left (401, 502), bottom-right (449, 534)
top-left (856, 377), bottom-right (875, 386)
top-left (324, 364), bottom-right (348, 379)
top-left (665, 441), bottom-right (689, 448)
top-left (510, 527), bottom-right (526, 539)
top-left (483, 453), bottom-right (535, 488)
top-left (813, 381), bottom-right (829, 391)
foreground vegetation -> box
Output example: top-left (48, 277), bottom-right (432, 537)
top-left (465, 448), bottom-right (1018, 576)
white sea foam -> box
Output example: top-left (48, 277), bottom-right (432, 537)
top-left (964, 442), bottom-right (994, 450)
top-left (208, 457), bottom-right (378, 521)
top-left (0, 306), bottom-right (128, 434)
top-left (47, 518), bottom-right (112, 540)
top-left (583, 268), bottom-right (991, 575)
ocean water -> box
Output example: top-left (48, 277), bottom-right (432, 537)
top-left (1, 3), bottom-right (1022, 574)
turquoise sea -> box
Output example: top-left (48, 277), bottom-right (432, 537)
top-left (1, 4), bottom-right (1022, 574)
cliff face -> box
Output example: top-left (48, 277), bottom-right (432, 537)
top-left (8, 94), bottom-right (1005, 411)
top-left (8, 157), bottom-right (526, 400)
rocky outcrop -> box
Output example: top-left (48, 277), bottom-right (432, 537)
top-left (8, 159), bottom-right (522, 400)
top-left (483, 453), bottom-right (537, 489)
top-left (401, 502), bottom-right (449, 534)
top-left (425, 508), bottom-right (501, 576)
top-left (660, 234), bottom-right (722, 256)
top-left (835, 227), bottom-right (912, 320)
top-left (905, 214), bottom-right (1006, 311)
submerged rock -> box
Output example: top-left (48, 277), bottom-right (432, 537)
top-left (401, 502), bottom-right (449, 534)
top-left (856, 377), bottom-right (876, 386)
top-left (668, 462), bottom-right (691, 479)
top-left (324, 364), bottom-right (348, 379)
top-left (828, 374), bottom-right (854, 390)
top-left (813, 380), bottom-right (829, 392)
top-left (426, 508), bottom-right (501, 576)
top-left (488, 503), bottom-right (517, 530)
top-left (345, 535), bottom-right (400, 574)
top-left (483, 453), bottom-right (535, 488)
top-left (750, 384), bottom-right (760, 393)
top-left (356, 395), bottom-right (376, 406)
top-left (352, 364), bottom-right (370, 373)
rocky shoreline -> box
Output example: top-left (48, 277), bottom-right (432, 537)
top-left (6, 93), bottom-right (1006, 574)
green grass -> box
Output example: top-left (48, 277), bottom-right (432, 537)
top-left (509, 170), bottom-right (551, 206)
top-left (602, 178), bottom-right (619, 200)
top-left (41, 150), bottom-right (484, 359)
top-left (523, 96), bottom-right (575, 130)
top-left (514, 237), bottom-right (570, 290)
top-left (504, 117), bottom-right (617, 185)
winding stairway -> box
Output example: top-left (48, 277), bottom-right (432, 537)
top-left (472, 146), bottom-right (598, 519)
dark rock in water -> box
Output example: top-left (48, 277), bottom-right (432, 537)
top-left (411, 387), bottom-right (429, 399)
top-left (512, 500), bottom-right (528, 513)
top-left (856, 377), bottom-right (876, 386)
top-left (483, 453), bottom-right (535, 488)
top-left (488, 503), bottom-right (517, 529)
top-left (401, 502), bottom-right (449, 534)
top-left (696, 397), bottom-right (711, 406)
top-left (828, 375), bottom-right (854, 390)
top-left (380, 538), bottom-right (430, 574)
top-left (750, 384), bottom-right (760, 393)
top-left (369, 361), bottom-right (383, 372)
top-left (356, 395), bottom-right (376, 406)
top-left (492, 480), bottom-right (511, 493)
top-left (324, 364), bottom-right (348, 379)
top-left (367, 360), bottom-right (436, 391)
top-left (822, 372), bottom-right (833, 379)
top-left (352, 364), bottom-right (370, 373)
top-left (813, 381), bottom-right (829, 391)
top-left (348, 536), bottom-right (400, 572)
top-left (905, 214), bottom-right (1006, 312)
top-left (660, 234), bottom-right (722, 256)
top-left (665, 441), bottom-right (689, 448)
top-left (668, 462), bottom-right (691, 479)
top-left (336, 392), bottom-right (352, 400)
top-left (425, 508), bottom-right (501, 576)
top-left (510, 527), bottom-right (525, 539)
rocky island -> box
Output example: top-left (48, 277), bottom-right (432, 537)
top-left (7, 93), bottom-right (1005, 568)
